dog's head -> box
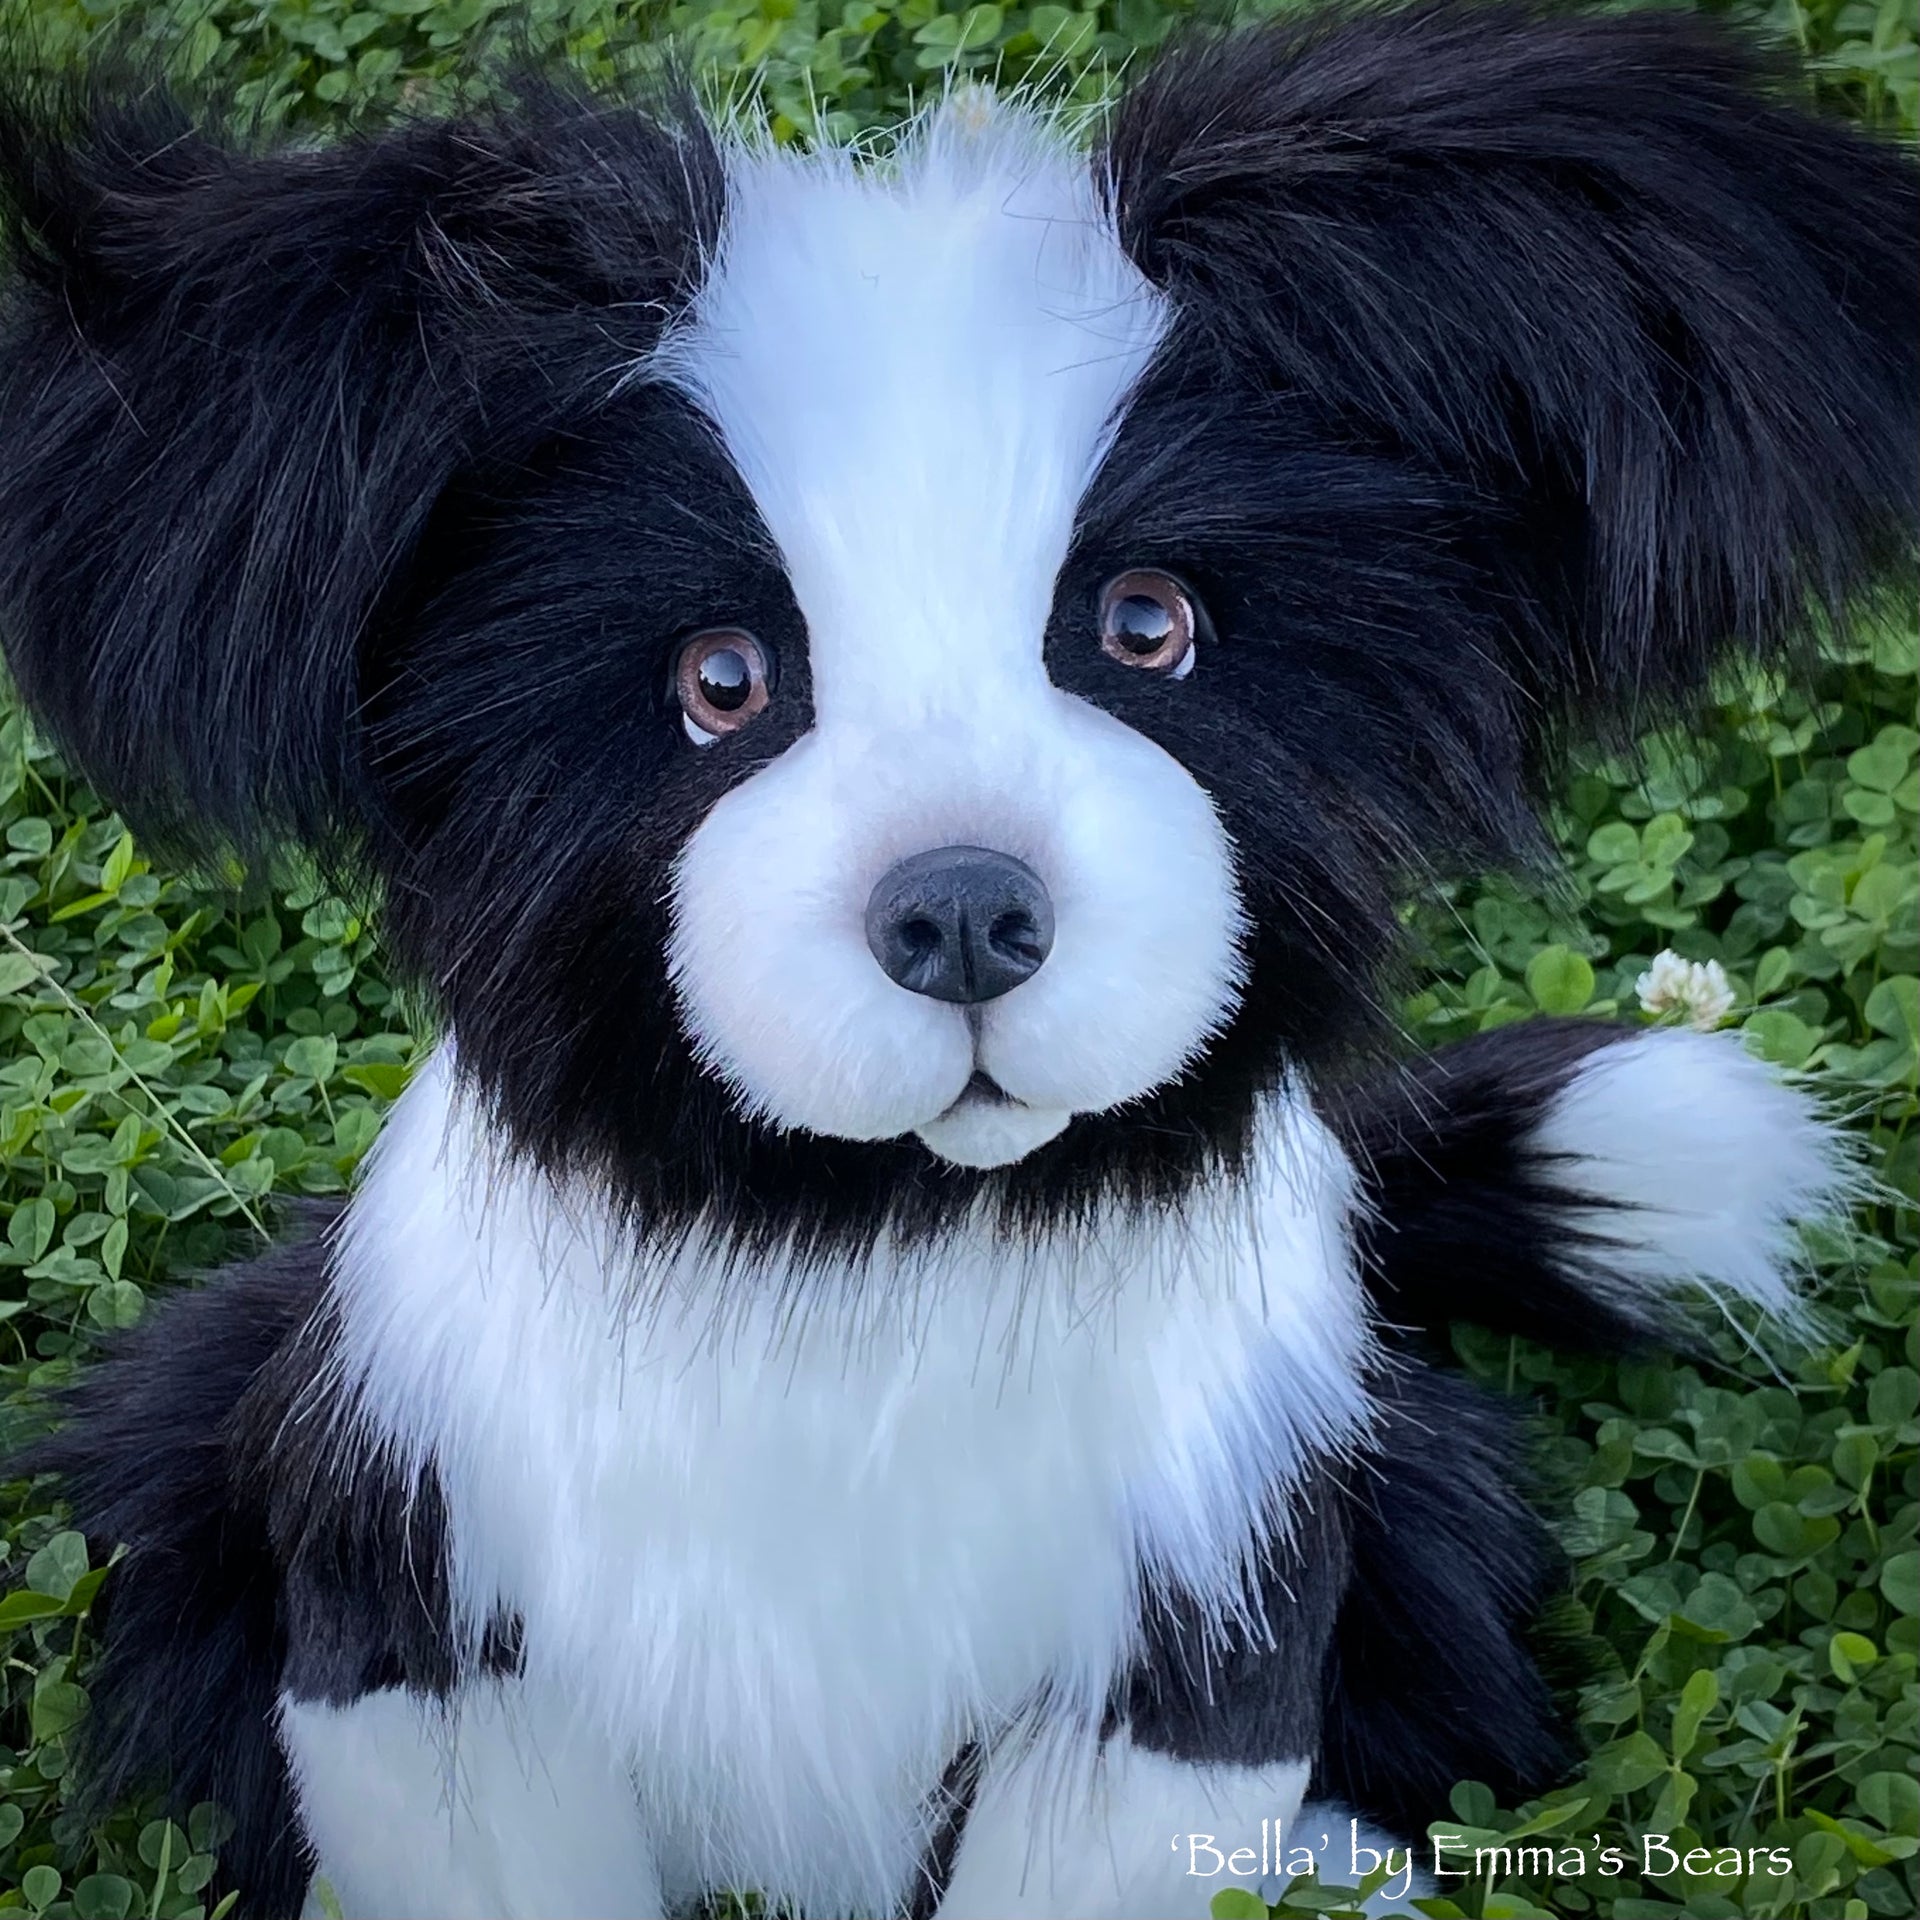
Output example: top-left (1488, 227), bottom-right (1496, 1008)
top-left (2, 6), bottom-right (1913, 1250)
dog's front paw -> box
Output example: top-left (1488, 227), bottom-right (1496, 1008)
top-left (936, 1739), bottom-right (1426, 1920)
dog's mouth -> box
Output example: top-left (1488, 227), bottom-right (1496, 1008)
top-left (946, 1069), bottom-right (1014, 1116)
top-left (911, 1068), bottom-right (1072, 1169)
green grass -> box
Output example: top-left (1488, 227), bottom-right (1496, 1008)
top-left (0, 4), bottom-right (1914, 1918)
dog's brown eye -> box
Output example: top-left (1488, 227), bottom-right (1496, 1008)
top-left (676, 630), bottom-right (773, 745)
top-left (1099, 570), bottom-right (1197, 679)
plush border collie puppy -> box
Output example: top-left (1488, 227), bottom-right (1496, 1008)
top-left (0, 5), bottom-right (1914, 1916)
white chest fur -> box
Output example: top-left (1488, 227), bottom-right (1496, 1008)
top-left (321, 1049), bottom-right (1374, 1913)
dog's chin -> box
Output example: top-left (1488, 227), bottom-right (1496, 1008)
top-left (912, 1074), bottom-right (1072, 1169)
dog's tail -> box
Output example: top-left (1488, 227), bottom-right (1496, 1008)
top-left (1327, 1017), bottom-right (1852, 1354)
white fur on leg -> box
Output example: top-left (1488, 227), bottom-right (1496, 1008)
top-left (279, 1681), bottom-right (664, 1920)
top-left (937, 1733), bottom-right (1335, 1920)
top-left (1532, 1028), bottom-right (1850, 1321)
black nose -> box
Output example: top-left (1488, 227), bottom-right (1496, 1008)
top-left (865, 846), bottom-right (1054, 1004)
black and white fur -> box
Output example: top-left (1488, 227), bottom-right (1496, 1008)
top-left (1, 6), bottom-right (1914, 1916)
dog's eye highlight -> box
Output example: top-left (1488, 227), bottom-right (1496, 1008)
top-left (676, 630), bottom-right (774, 745)
top-left (1099, 570), bottom-right (1198, 680)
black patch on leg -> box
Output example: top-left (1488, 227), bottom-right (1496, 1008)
top-left (231, 1300), bottom-right (521, 1708)
top-left (1116, 1365), bottom-right (1572, 1846)
top-left (900, 1740), bottom-right (984, 1920)
top-left (1312, 1365), bottom-right (1573, 1840)
top-left (1120, 1458), bottom-right (1351, 1767)
top-left (10, 1204), bottom-right (513, 1917)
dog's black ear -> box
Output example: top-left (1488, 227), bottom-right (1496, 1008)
top-left (1107, 2), bottom-right (1919, 744)
top-left (0, 77), bottom-right (720, 862)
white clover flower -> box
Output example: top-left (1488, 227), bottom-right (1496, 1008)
top-left (1636, 949), bottom-right (1736, 1032)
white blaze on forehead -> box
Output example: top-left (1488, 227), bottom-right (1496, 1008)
top-left (652, 98), bottom-right (1171, 721)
